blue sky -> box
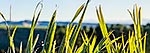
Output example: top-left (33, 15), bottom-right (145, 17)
top-left (0, 0), bottom-right (150, 24)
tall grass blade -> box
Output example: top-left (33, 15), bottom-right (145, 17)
top-left (89, 29), bottom-right (95, 42)
top-left (94, 38), bottom-right (105, 53)
top-left (121, 34), bottom-right (125, 53)
top-left (96, 5), bottom-right (111, 53)
top-left (20, 42), bottom-right (22, 53)
top-left (26, 1), bottom-right (43, 53)
top-left (0, 12), bottom-right (11, 38)
top-left (1, 8), bottom-right (16, 53)
top-left (47, 24), bottom-right (57, 53)
top-left (89, 35), bottom-right (97, 53)
top-left (70, 0), bottom-right (90, 50)
top-left (143, 32), bottom-right (147, 53)
top-left (42, 10), bottom-right (57, 53)
top-left (9, 26), bottom-right (17, 53)
top-left (32, 34), bottom-right (39, 50)
top-left (52, 40), bottom-right (56, 53)
top-left (70, 4), bottom-right (85, 25)
top-left (0, 12), bottom-right (7, 21)
top-left (58, 25), bottom-right (69, 53)
top-left (76, 43), bottom-right (85, 53)
top-left (81, 33), bottom-right (88, 45)
top-left (101, 36), bottom-right (122, 50)
top-left (58, 24), bottom-right (75, 53)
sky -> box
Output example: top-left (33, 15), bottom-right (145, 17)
top-left (0, 0), bottom-right (150, 24)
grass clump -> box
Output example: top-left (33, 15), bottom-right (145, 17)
top-left (0, 0), bottom-right (147, 53)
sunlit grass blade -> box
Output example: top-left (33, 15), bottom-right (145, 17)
top-left (80, 30), bottom-right (97, 53)
top-left (11, 26), bottom-right (17, 39)
top-left (20, 42), bottom-right (22, 53)
top-left (121, 34), bottom-right (125, 53)
top-left (121, 40), bottom-right (128, 53)
top-left (9, 26), bottom-right (17, 53)
top-left (58, 25), bottom-right (68, 53)
top-left (70, 4), bottom-right (85, 25)
top-left (128, 31), bottom-right (134, 53)
top-left (143, 32), bottom-right (147, 53)
top-left (31, 1), bottom-right (43, 27)
top-left (101, 36), bottom-right (122, 50)
top-left (26, 1), bottom-right (43, 53)
top-left (96, 5), bottom-right (112, 53)
top-left (112, 34), bottom-right (117, 50)
top-left (65, 40), bottom-right (69, 53)
top-left (89, 35), bottom-right (97, 53)
top-left (83, 31), bottom-right (89, 42)
top-left (1, 7), bottom-right (16, 53)
top-left (76, 43), bottom-right (85, 53)
top-left (32, 34), bottom-right (39, 50)
top-left (65, 39), bottom-right (72, 53)
top-left (68, 25), bottom-right (76, 40)
top-left (96, 6), bottom-right (108, 38)
top-left (42, 10), bottom-right (57, 53)
top-left (47, 24), bottom-right (57, 53)
top-left (93, 31), bottom-right (113, 53)
top-left (70, 0), bottom-right (90, 50)
top-left (58, 24), bottom-right (76, 53)
top-left (116, 43), bottom-right (122, 53)
top-left (66, 25), bottom-right (76, 53)
top-left (89, 29), bottom-right (95, 42)
top-left (94, 38), bottom-right (105, 53)
top-left (81, 33), bottom-right (88, 45)
top-left (137, 6), bottom-right (142, 52)
top-left (52, 40), bottom-right (56, 53)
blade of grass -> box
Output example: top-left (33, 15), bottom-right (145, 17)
top-left (96, 5), bottom-right (112, 53)
top-left (101, 36), bottom-right (122, 51)
top-left (42, 10), bottom-right (57, 53)
top-left (89, 35), bottom-right (97, 53)
top-left (9, 26), bottom-right (17, 53)
top-left (1, 8), bottom-right (15, 53)
top-left (137, 7), bottom-right (143, 52)
top-left (83, 31), bottom-right (89, 42)
top-left (52, 40), bottom-right (56, 53)
top-left (112, 34), bottom-right (117, 50)
top-left (20, 42), bottom-right (22, 53)
top-left (143, 32), bottom-right (147, 53)
top-left (96, 6), bottom-right (108, 38)
top-left (32, 34), bottom-right (40, 50)
top-left (70, 0), bottom-right (90, 50)
top-left (93, 31), bottom-right (113, 53)
top-left (121, 34), bottom-right (125, 53)
top-left (94, 38), bottom-right (105, 53)
top-left (88, 29), bottom-right (95, 42)
top-left (70, 4), bottom-right (85, 25)
top-left (76, 43), bottom-right (85, 53)
top-left (58, 24), bottom-right (76, 53)
top-left (47, 24), bottom-right (57, 53)
top-left (26, 1), bottom-right (43, 53)
top-left (58, 25), bottom-right (69, 53)
top-left (81, 32), bottom-right (88, 45)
